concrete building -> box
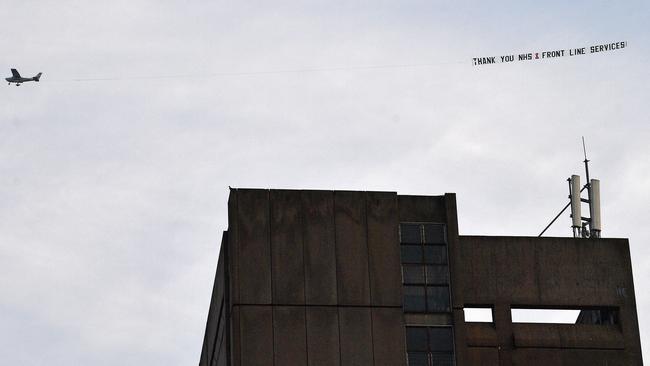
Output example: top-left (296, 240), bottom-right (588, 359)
top-left (199, 189), bottom-right (643, 366)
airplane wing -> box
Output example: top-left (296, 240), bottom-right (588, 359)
top-left (11, 69), bottom-right (20, 78)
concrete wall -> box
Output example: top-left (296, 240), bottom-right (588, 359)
top-left (201, 189), bottom-right (644, 366)
top-left (226, 189), bottom-right (406, 366)
top-left (200, 232), bottom-right (228, 366)
top-left (455, 236), bottom-right (643, 366)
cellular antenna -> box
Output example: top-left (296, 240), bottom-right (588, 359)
top-left (539, 138), bottom-right (601, 238)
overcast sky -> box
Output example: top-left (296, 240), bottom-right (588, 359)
top-left (1, 1), bottom-right (648, 364)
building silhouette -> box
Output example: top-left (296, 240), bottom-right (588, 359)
top-left (199, 189), bottom-right (643, 366)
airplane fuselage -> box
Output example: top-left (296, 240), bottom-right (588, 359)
top-left (6, 77), bottom-right (36, 84)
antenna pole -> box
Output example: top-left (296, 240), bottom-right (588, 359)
top-left (539, 184), bottom-right (588, 237)
top-left (582, 136), bottom-right (591, 183)
top-left (539, 201), bottom-right (571, 237)
top-left (580, 137), bottom-right (604, 238)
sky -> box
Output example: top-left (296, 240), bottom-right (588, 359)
top-left (1, 1), bottom-right (648, 364)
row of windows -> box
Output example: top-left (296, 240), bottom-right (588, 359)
top-left (401, 245), bottom-right (448, 264)
top-left (403, 264), bottom-right (449, 285)
top-left (404, 285), bottom-right (451, 313)
top-left (400, 223), bottom-right (451, 315)
top-left (401, 224), bottom-right (454, 366)
top-left (400, 223), bottom-right (446, 245)
top-left (407, 352), bottom-right (454, 366)
top-left (406, 326), bottom-right (455, 366)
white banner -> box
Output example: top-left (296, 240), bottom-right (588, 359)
top-left (473, 41), bottom-right (628, 66)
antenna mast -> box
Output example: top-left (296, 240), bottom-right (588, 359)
top-left (539, 138), bottom-right (601, 238)
top-left (582, 137), bottom-right (590, 183)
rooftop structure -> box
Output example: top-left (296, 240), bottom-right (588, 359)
top-left (199, 189), bottom-right (643, 366)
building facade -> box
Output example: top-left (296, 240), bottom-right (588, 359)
top-left (199, 189), bottom-right (643, 366)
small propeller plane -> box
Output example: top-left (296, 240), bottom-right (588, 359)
top-left (6, 69), bottom-right (42, 86)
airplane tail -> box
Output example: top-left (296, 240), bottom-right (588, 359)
top-left (34, 72), bottom-right (42, 82)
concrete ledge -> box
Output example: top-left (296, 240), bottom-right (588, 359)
top-left (513, 323), bottom-right (624, 349)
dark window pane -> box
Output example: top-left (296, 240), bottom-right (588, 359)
top-left (430, 353), bottom-right (454, 366)
top-left (400, 224), bottom-right (422, 244)
top-left (406, 327), bottom-right (428, 351)
top-left (428, 327), bottom-right (454, 352)
top-left (401, 245), bottom-right (423, 263)
top-left (426, 286), bottom-right (451, 312)
top-left (403, 286), bottom-right (426, 312)
top-left (426, 265), bottom-right (449, 284)
top-left (600, 308), bottom-right (618, 325)
top-left (576, 308), bottom-right (618, 325)
top-left (424, 245), bottom-right (447, 264)
top-left (424, 224), bottom-right (446, 244)
top-left (407, 352), bottom-right (428, 366)
top-left (403, 264), bottom-right (425, 284)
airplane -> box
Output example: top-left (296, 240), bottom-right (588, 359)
top-left (6, 69), bottom-right (42, 86)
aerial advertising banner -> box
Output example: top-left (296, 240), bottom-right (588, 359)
top-left (472, 41), bottom-right (627, 66)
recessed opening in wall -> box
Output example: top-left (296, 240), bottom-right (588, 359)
top-left (511, 308), bottom-right (580, 324)
top-left (510, 307), bottom-right (618, 325)
top-left (463, 307), bottom-right (493, 322)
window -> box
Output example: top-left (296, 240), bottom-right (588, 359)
top-left (403, 265), bottom-right (425, 284)
top-left (463, 307), bottom-right (493, 323)
top-left (401, 223), bottom-right (423, 244)
top-left (423, 246), bottom-right (447, 264)
top-left (404, 285), bottom-right (427, 312)
top-left (511, 307), bottom-right (618, 325)
top-left (426, 286), bottom-right (450, 312)
top-left (402, 224), bottom-right (455, 366)
top-left (576, 308), bottom-right (618, 325)
top-left (423, 224), bottom-right (446, 244)
top-left (406, 326), bottom-right (455, 366)
top-left (425, 265), bottom-right (449, 284)
top-left (400, 223), bottom-right (451, 314)
top-left (401, 245), bottom-right (423, 263)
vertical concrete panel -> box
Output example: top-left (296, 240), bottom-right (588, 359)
top-left (201, 241), bottom-right (227, 366)
top-left (240, 306), bottom-right (273, 366)
top-left (452, 309), bottom-right (468, 366)
top-left (535, 239), bottom-right (577, 304)
top-left (493, 303), bottom-right (513, 366)
top-left (444, 193), bottom-right (461, 305)
top-left (271, 190), bottom-right (305, 304)
top-left (230, 306), bottom-right (241, 366)
top-left (371, 308), bottom-right (407, 366)
top-left (273, 306), bottom-right (307, 365)
top-left (200, 337), bottom-right (208, 366)
top-left (461, 237), bottom-right (498, 303)
top-left (237, 190), bottom-right (272, 304)
top-left (302, 191), bottom-right (337, 305)
top-left (214, 245), bottom-right (225, 313)
top-left (339, 307), bottom-right (373, 366)
top-left (335, 191), bottom-right (371, 306)
top-left (216, 317), bottom-right (227, 366)
top-left (306, 307), bottom-right (340, 366)
top-left (495, 237), bottom-right (537, 303)
top-left (202, 282), bottom-right (217, 365)
top-left (216, 346), bottom-right (226, 366)
top-left (366, 192), bottom-right (401, 307)
top-left (228, 191), bottom-right (240, 304)
top-left (615, 240), bottom-right (644, 363)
